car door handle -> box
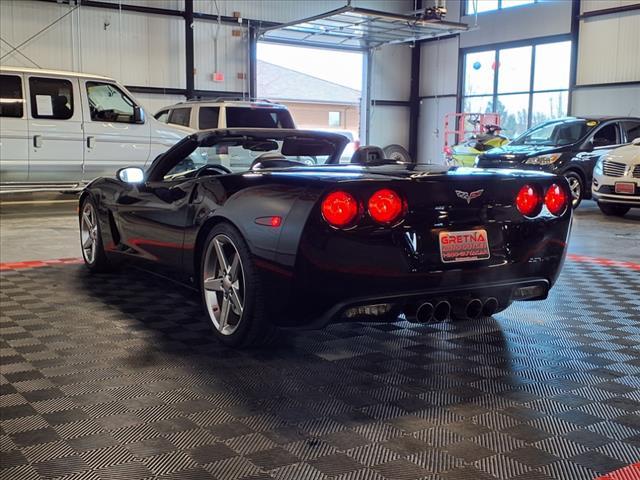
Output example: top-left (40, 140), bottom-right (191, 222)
top-left (33, 135), bottom-right (42, 148)
top-left (87, 136), bottom-right (95, 149)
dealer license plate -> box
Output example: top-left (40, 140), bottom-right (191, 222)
top-left (615, 182), bottom-right (635, 195)
top-left (439, 229), bottom-right (490, 263)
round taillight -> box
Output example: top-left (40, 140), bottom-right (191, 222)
top-left (321, 191), bottom-right (359, 227)
top-left (545, 183), bottom-right (568, 216)
top-left (516, 184), bottom-right (542, 217)
top-left (368, 189), bottom-right (404, 224)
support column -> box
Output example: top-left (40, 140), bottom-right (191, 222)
top-left (408, 42), bottom-right (421, 162)
top-left (184, 0), bottom-right (195, 99)
top-left (248, 23), bottom-right (258, 100)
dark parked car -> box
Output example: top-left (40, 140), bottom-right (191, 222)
top-left (476, 116), bottom-right (640, 208)
top-left (79, 129), bottom-right (572, 347)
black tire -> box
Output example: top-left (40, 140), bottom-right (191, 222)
top-left (597, 202), bottom-right (630, 217)
top-left (79, 197), bottom-right (112, 273)
top-left (383, 144), bottom-right (412, 163)
top-left (564, 171), bottom-right (583, 209)
top-left (199, 222), bottom-right (277, 348)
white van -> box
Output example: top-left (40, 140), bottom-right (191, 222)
top-left (0, 66), bottom-right (192, 193)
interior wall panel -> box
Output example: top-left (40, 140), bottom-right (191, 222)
top-left (581, 0), bottom-right (640, 14)
top-left (577, 12), bottom-right (640, 85)
top-left (371, 44), bottom-right (411, 101)
top-left (572, 85), bottom-right (640, 117)
top-left (369, 105), bottom-right (410, 150)
top-left (419, 37), bottom-right (458, 97)
top-left (417, 97), bottom-right (456, 165)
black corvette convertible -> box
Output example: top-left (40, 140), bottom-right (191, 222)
top-left (79, 129), bottom-right (572, 347)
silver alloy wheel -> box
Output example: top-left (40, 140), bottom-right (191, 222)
top-left (80, 202), bottom-right (98, 264)
top-left (567, 175), bottom-right (581, 205)
top-left (202, 234), bottom-right (245, 336)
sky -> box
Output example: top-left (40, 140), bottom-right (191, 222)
top-left (257, 43), bottom-right (363, 91)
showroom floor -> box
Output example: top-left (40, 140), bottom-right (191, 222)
top-left (1, 198), bottom-right (639, 480)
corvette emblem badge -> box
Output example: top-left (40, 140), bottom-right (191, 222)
top-left (455, 189), bottom-right (484, 204)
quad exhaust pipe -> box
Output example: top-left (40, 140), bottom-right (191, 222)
top-left (407, 300), bottom-right (450, 323)
top-left (416, 302), bottom-right (434, 323)
top-left (407, 297), bottom-right (499, 323)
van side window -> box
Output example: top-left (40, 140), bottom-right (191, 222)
top-left (199, 106), bottom-right (220, 129)
top-left (0, 75), bottom-right (24, 118)
top-left (168, 108), bottom-right (191, 127)
top-left (29, 77), bottom-right (73, 120)
top-left (622, 121), bottom-right (640, 142)
top-left (155, 109), bottom-right (169, 123)
top-left (86, 82), bottom-right (137, 123)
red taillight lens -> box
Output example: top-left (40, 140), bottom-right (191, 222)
top-left (516, 184), bottom-right (542, 217)
top-left (368, 189), bottom-right (404, 224)
top-left (544, 183), bottom-right (568, 216)
top-left (321, 191), bottom-right (359, 227)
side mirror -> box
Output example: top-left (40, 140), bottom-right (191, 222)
top-left (117, 167), bottom-right (145, 184)
top-left (584, 140), bottom-right (594, 152)
top-left (133, 105), bottom-right (145, 124)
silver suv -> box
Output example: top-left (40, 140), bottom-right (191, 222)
top-left (154, 99), bottom-right (295, 130)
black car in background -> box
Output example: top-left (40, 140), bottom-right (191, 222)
top-left (476, 116), bottom-right (640, 208)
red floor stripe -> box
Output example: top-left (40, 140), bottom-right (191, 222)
top-left (567, 254), bottom-right (640, 271)
top-left (596, 462), bottom-right (640, 480)
top-left (0, 258), bottom-right (82, 271)
top-left (0, 254), bottom-right (638, 272)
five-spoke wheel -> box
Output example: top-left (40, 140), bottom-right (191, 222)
top-left (80, 202), bottom-right (98, 265)
top-left (202, 234), bottom-right (245, 336)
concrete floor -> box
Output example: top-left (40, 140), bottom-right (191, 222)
top-left (0, 194), bottom-right (639, 264)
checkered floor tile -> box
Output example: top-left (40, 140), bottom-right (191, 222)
top-left (1, 260), bottom-right (639, 480)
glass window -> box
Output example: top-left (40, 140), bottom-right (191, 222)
top-left (226, 107), bottom-right (295, 128)
top-left (622, 121), bottom-right (640, 142)
top-left (464, 51), bottom-right (495, 96)
top-left (467, 0), bottom-right (498, 13)
top-left (154, 110), bottom-right (169, 123)
top-left (494, 94), bottom-right (529, 138)
top-left (463, 95), bottom-right (493, 114)
top-left (199, 106), bottom-right (220, 129)
top-left (168, 107), bottom-right (191, 127)
top-left (86, 82), bottom-right (137, 123)
top-left (512, 119), bottom-right (591, 146)
top-left (531, 91), bottom-right (568, 125)
top-left (534, 42), bottom-right (571, 91)
top-left (29, 77), bottom-right (73, 120)
top-left (328, 111), bottom-right (341, 128)
top-left (0, 75), bottom-right (24, 118)
top-left (501, 0), bottom-right (534, 8)
top-left (592, 124), bottom-right (619, 147)
top-left (497, 46), bottom-right (532, 93)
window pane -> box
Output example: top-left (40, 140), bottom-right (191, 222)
top-left (328, 111), bottom-right (341, 127)
top-left (497, 46), bottom-right (532, 94)
top-left (463, 95), bottom-right (493, 114)
top-left (622, 121), bottom-right (640, 142)
top-left (494, 94), bottom-right (529, 138)
top-left (226, 107), bottom-right (295, 128)
top-left (0, 75), bottom-right (24, 118)
top-left (531, 91), bottom-right (568, 125)
top-left (467, 0), bottom-right (498, 13)
top-left (199, 107), bottom-right (220, 129)
top-left (30, 77), bottom-right (73, 120)
top-left (534, 41), bottom-right (571, 91)
top-left (87, 82), bottom-right (135, 123)
top-left (154, 110), bottom-right (169, 123)
top-left (464, 51), bottom-right (496, 96)
top-left (168, 108), bottom-right (191, 127)
top-left (501, 0), bottom-right (535, 8)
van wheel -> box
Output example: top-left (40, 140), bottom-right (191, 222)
top-left (200, 223), bottom-right (277, 348)
top-left (597, 202), bottom-right (630, 217)
top-left (564, 171), bottom-right (583, 209)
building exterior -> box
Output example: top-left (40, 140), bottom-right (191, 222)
top-left (257, 60), bottom-right (360, 135)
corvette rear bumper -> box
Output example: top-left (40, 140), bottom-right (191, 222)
top-left (296, 277), bottom-right (550, 330)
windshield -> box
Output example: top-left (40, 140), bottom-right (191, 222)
top-left (226, 107), bottom-right (295, 128)
top-left (511, 119), bottom-right (592, 146)
top-left (162, 133), bottom-right (343, 181)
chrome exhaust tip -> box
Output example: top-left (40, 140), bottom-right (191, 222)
top-left (416, 302), bottom-right (434, 323)
top-left (483, 297), bottom-right (499, 317)
top-left (465, 298), bottom-right (483, 320)
top-left (433, 300), bottom-right (451, 322)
